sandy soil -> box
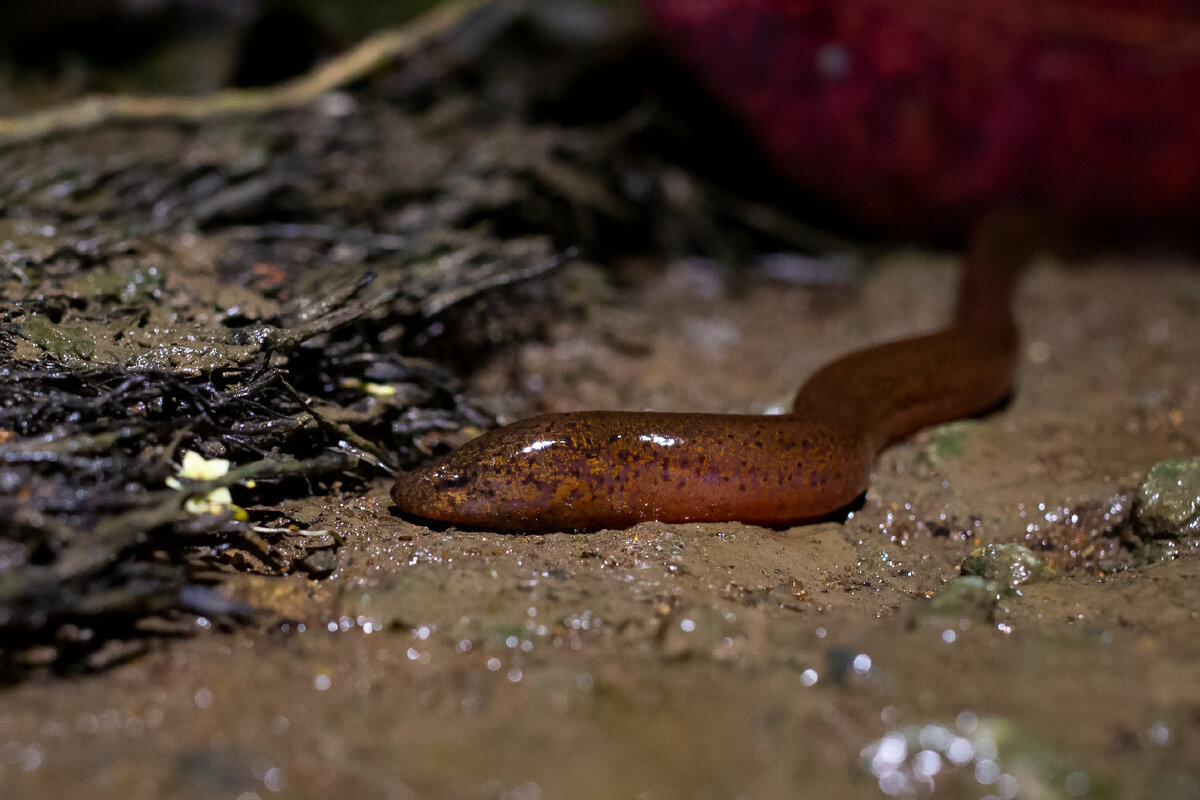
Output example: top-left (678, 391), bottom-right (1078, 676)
top-left (2, 252), bottom-right (1199, 799)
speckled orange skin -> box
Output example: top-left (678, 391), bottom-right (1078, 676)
top-left (392, 218), bottom-right (1032, 533)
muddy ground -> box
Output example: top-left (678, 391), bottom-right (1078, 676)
top-left (1, 3), bottom-right (1200, 799)
top-left (2, 253), bottom-right (1199, 799)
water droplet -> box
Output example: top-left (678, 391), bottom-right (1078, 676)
top-left (913, 749), bottom-right (942, 778)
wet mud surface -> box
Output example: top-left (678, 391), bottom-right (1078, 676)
top-left (3, 254), bottom-right (1200, 799)
top-left (1, 4), bottom-right (1199, 798)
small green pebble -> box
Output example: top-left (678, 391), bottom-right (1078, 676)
top-left (1135, 457), bottom-right (1200, 539)
top-left (300, 548), bottom-right (338, 577)
top-left (960, 543), bottom-right (1054, 589)
top-left (927, 575), bottom-right (1002, 619)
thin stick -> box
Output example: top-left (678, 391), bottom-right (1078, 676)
top-left (0, 0), bottom-right (491, 148)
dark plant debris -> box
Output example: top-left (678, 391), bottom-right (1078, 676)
top-left (0, 2), bottom-right (862, 682)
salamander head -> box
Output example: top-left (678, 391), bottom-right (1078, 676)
top-left (390, 417), bottom-right (582, 533)
top-left (391, 455), bottom-right (493, 527)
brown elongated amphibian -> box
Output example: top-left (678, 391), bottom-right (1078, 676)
top-left (392, 215), bottom-right (1037, 532)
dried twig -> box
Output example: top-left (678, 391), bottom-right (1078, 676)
top-left (0, 0), bottom-right (492, 147)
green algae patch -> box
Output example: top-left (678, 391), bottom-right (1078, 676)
top-left (924, 420), bottom-right (970, 464)
top-left (20, 313), bottom-right (97, 361)
top-left (64, 262), bottom-right (165, 304)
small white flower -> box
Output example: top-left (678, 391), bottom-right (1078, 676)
top-left (184, 487), bottom-right (235, 515)
top-left (179, 450), bottom-right (230, 481)
top-left (169, 450), bottom-right (245, 520)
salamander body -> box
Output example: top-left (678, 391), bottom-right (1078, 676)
top-left (392, 216), bottom-right (1035, 532)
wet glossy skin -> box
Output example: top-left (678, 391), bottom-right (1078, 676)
top-left (393, 216), bottom-right (1035, 532)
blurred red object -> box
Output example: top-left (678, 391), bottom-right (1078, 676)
top-left (641, 0), bottom-right (1200, 232)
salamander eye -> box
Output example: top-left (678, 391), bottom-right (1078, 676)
top-left (442, 473), bottom-right (465, 488)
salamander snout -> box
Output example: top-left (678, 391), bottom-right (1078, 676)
top-left (391, 459), bottom-right (488, 526)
